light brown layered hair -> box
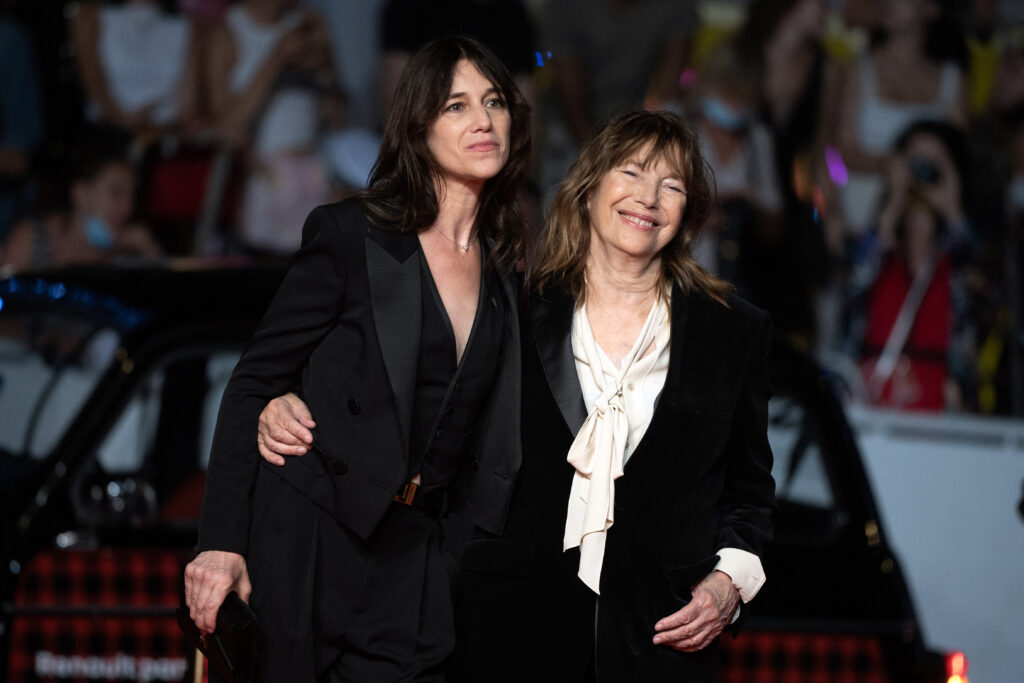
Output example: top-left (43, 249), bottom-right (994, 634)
top-left (531, 110), bottom-right (730, 304)
top-left (357, 36), bottom-right (531, 274)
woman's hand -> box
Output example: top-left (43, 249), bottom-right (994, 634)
top-left (257, 392), bottom-right (315, 466)
top-left (184, 551), bottom-right (251, 634)
top-left (652, 570), bottom-right (740, 652)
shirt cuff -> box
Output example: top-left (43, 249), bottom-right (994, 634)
top-left (715, 547), bottom-right (766, 603)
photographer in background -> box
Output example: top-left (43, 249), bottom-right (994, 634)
top-left (847, 120), bottom-right (977, 411)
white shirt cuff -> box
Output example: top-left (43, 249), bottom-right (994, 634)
top-left (714, 547), bottom-right (766, 603)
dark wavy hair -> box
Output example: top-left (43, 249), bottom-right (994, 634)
top-left (357, 36), bottom-right (531, 273)
top-left (532, 110), bottom-right (730, 305)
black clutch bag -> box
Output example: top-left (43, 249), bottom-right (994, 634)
top-left (177, 591), bottom-right (258, 683)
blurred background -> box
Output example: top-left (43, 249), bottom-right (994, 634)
top-left (0, 0), bottom-right (1022, 681)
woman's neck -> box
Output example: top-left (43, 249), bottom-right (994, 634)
top-left (430, 178), bottom-right (484, 245)
top-left (584, 250), bottom-right (662, 310)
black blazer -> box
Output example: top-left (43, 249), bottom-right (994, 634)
top-left (452, 283), bottom-right (775, 682)
top-left (198, 199), bottom-right (522, 555)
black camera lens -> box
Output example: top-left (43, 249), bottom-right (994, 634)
top-left (908, 156), bottom-right (941, 184)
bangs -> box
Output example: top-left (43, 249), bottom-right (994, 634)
top-left (614, 134), bottom-right (691, 185)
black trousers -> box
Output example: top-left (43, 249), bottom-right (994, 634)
top-left (241, 467), bottom-right (455, 682)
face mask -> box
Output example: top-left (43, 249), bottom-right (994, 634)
top-left (701, 95), bottom-right (750, 133)
top-left (84, 215), bottom-right (116, 250)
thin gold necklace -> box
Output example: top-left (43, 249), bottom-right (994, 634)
top-left (434, 228), bottom-right (477, 251)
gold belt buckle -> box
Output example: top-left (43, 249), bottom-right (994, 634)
top-left (393, 481), bottom-right (418, 505)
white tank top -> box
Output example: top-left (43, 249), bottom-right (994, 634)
top-left (224, 5), bottom-right (317, 156)
top-left (855, 55), bottom-right (961, 154)
top-left (95, 3), bottom-right (190, 125)
top-left (839, 55), bottom-right (961, 234)
top-left (224, 5), bottom-right (302, 94)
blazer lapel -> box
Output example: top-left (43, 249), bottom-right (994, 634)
top-left (530, 285), bottom-right (587, 436)
top-left (663, 282), bottom-right (695, 408)
top-left (365, 228), bottom-right (421, 444)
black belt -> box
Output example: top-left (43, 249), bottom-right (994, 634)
top-left (393, 481), bottom-right (447, 518)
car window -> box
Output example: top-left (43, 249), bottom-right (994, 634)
top-left (767, 394), bottom-right (834, 509)
top-left (73, 348), bottom-right (240, 528)
top-left (0, 312), bottom-right (120, 460)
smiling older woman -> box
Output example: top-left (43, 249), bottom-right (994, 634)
top-left (450, 110), bottom-right (775, 682)
top-left (256, 111), bottom-right (775, 682)
top-left (184, 36), bottom-right (530, 682)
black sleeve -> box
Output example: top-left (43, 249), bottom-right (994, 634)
top-left (197, 206), bottom-right (349, 554)
top-left (715, 310), bottom-right (776, 556)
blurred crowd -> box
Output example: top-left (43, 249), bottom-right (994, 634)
top-left (0, 0), bottom-right (1022, 417)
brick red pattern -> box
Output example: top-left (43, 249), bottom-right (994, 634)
top-left (8, 548), bottom-right (190, 682)
top-left (720, 630), bottom-right (891, 683)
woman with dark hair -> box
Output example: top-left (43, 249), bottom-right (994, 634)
top-left (184, 35), bottom-right (530, 681)
top-left (261, 110), bottom-right (775, 681)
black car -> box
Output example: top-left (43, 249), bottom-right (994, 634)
top-left (0, 265), bottom-right (961, 682)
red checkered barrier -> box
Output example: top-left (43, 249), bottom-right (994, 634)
top-left (8, 547), bottom-right (191, 682)
top-left (720, 630), bottom-right (891, 683)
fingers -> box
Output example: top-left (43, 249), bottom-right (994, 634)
top-left (257, 395), bottom-right (315, 466)
top-left (283, 393), bottom-right (316, 429)
top-left (654, 596), bottom-right (700, 632)
top-left (257, 433), bottom-right (286, 466)
top-left (193, 574), bottom-right (227, 633)
top-left (237, 567), bottom-right (253, 604)
top-left (265, 422), bottom-right (310, 450)
top-left (185, 561), bottom-right (229, 633)
top-left (656, 621), bottom-right (720, 652)
top-left (653, 598), bottom-right (704, 641)
top-left (652, 595), bottom-right (723, 651)
top-left (183, 552), bottom-right (246, 634)
top-left (279, 420), bottom-right (314, 447)
top-left (268, 397), bottom-right (314, 444)
top-left (668, 620), bottom-right (724, 653)
top-left (654, 577), bottom-right (736, 651)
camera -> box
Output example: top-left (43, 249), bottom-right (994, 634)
top-left (908, 156), bottom-right (940, 184)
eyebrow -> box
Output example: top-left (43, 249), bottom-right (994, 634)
top-left (446, 87), bottom-right (500, 100)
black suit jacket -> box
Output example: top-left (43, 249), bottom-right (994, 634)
top-left (198, 199), bottom-right (521, 555)
top-left (452, 283), bottom-right (775, 682)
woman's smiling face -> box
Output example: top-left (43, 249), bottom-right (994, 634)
top-left (586, 146), bottom-right (687, 265)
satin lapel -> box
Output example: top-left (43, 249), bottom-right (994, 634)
top-left (365, 229), bottom-right (421, 443)
top-left (530, 285), bottom-right (587, 436)
top-left (663, 282), bottom-right (694, 406)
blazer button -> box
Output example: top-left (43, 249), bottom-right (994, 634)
top-left (347, 398), bottom-right (361, 415)
top-left (331, 460), bottom-right (348, 475)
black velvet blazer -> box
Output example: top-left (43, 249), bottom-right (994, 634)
top-left (452, 282), bottom-right (775, 682)
top-left (197, 199), bottom-right (522, 555)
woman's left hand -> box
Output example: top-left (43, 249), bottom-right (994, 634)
top-left (257, 392), bottom-right (316, 466)
top-left (652, 570), bottom-right (740, 652)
